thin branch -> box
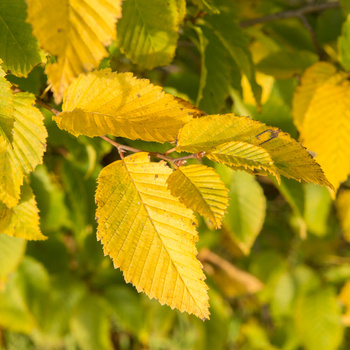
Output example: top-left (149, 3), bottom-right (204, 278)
top-left (35, 97), bottom-right (60, 116)
top-left (239, 2), bottom-right (340, 28)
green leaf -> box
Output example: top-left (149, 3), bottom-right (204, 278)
top-left (0, 183), bottom-right (46, 240)
top-left (194, 25), bottom-right (240, 114)
top-left (294, 287), bottom-right (343, 350)
top-left (216, 165), bottom-right (266, 255)
top-left (0, 0), bottom-right (44, 77)
top-left (256, 50), bottom-right (318, 79)
top-left (167, 164), bottom-right (229, 228)
top-left (117, 0), bottom-right (180, 69)
top-left (204, 13), bottom-right (261, 105)
top-left (339, 15), bottom-right (350, 70)
top-left (0, 234), bottom-right (26, 281)
top-left (70, 294), bottom-right (112, 350)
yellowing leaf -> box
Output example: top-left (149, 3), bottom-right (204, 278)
top-left (0, 183), bottom-right (46, 241)
top-left (26, 0), bottom-right (122, 103)
top-left (55, 69), bottom-right (201, 142)
top-left (96, 152), bottom-right (209, 319)
top-left (0, 92), bottom-right (47, 207)
top-left (117, 0), bottom-right (179, 69)
top-left (206, 140), bottom-right (277, 178)
top-left (0, 65), bottom-right (14, 144)
top-left (339, 280), bottom-right (350, 326)
top-left (167, 164), bottom-right (229, 229)
top-left (298, 72), bottom-right (350, 192)
top-left (336, 190), bottom-right (350, 243)
top-left (293, 62), bottom-right (336, 129)
top-left (176, 114), bottom-right (332, 188)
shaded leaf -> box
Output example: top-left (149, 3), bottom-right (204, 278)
top-left (336, 190), bottom-right (350, 243)
top-left (26, 0), bottom-right (122, 103)
top-left (339, 280), bottom-right (350, 326)
top-left (0, 183), bottom-right (46, 240)
top-left (216, 166), bottom-right (266, 255)
top-left (0, 92), bottom-right (47, 207)
top-left (167, 164), bottom-right (229, 228)
top-left (55, 69), bottom-right (202, 142)
top-left (294, 287), bottom-right (343, 350)
top-left (177, 114), bottom-right (332, 188)
top-left (0, 0), bottom-right (44, 77)
top-left (117, 0), bottom-right (179, 69)
top-left (339, 15), bottom-right (350, 70)
top-left (0, 234), bottom-right (26, 282)
top-left (96, 152), bottom-right (209, 319)
top-left (298, 72), bottom-right (350, 192)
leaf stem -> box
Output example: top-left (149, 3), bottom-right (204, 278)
top-left (239, 2), bottom-right (340, 27)
top-left (35, 97), bottom-right (60, 116)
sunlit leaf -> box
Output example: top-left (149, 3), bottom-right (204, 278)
top-left (0, 92), bottom-right (47, 207)
top-left (0, 183), bottom-right (46, 241)
top-left (293, 62), bottom-right (336, 129)
top-left (96, 152), bottom-right (209, 319)
top-left (117, 0), bottom-right (179, 69)
top-left (177, 114), bottom-right (332, 188)
top-left (167, 164), bottom-right (229, 228)
top-left (26, 0), bottom-right (122, 103)
top-left (0, 65), bottom-right (14, 144)
top-left (297, 72), bottom-right (350, 192)
top-left (294, 287), bottom-right (343, 350)
top-left (55, 69), bottom-right (202, 142)
top-left (339, 280), bottom-right (350, 326)
top-left (336, 190), bottom-right (350, 243)
top-left (0, 0), bottom-right (44, 77)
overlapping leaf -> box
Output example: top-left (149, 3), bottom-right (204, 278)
top-left (0, 0), bottom-right (44, 77)
top-left (167, 164), bottom-right (229, 228)
top-left (96, 152), bottom-right (209, 319)
top-left (176, 114), bottom-right (332, 187)
top-left (294, 65), bottom-right (350, 192)
top-left (0, 65), bottom-right (14, 143)
top-left (0, 92), bottom-right (47, 207)
top-left (0, 183), bottom-right (46, 240)
top-left (55, 69), bottom-right (202, 142)
top-left (117, 0), bottom-right (180, 69)
top-left (26, 0), bottom-right (122, 103)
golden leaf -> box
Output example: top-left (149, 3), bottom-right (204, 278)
top-left (298, 72), bottom-right (350, 192)
top-left (96, 152), bottom-right (209, 319)
top-left (167, 164), bottom-right (229, 228)
top-left (177, 114), bottom-right (332, 188)
top-left (339, 280), bottom-right (350, 326)
top-left (0, 64), bottom-right (14, 144)
top-left (0, 92), bottom-right (47, 207)
top-left (54, 69), bottom-right (201, 142)
top-left (0, 183), bottom-right (46, 241)
top-left (26, 0), bottom-right (122, 103)
top-left (336, 190), bottom-right (350, 243)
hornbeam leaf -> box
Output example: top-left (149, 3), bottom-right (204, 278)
top-left (167, 164), bottom-right (229, 228)
top-left (117, 0), bottom-right (179, 69)
top-left (298, 72), bottom-right (350, 192)
top-left (206, 141), bottom-right (277, 178)
top-left (292, 62), bottom-right (336, 129)
top-left (0, 0), bottom-right (44, 77)
top-left (0, 65), bottom-right (14, 144)
top-left (26, 0), bottom-right (122, 103)
top-left (55, 69), bottom-right (202, 142)
top-left (96, 152), bottom-right (209, 319)
top-left (0, 183), bottom-right (46, 241)
top-left (0, 92), bottom-right (47, 207)
top-left (176, 114), bottom-right (332, 188)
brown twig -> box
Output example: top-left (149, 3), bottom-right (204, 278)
top-left (239, 2), bottom-right (340, 27)
top-left (35, 98), bottom-right (60, 116)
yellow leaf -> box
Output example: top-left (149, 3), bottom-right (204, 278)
top-left (336, 190), bottom-right (350, 243)
top-left (292, 62), bottom-right (336, 129)
top-left (176, 114), bottom-right (332, 188)
top-left (0, 92), bottom-right (47, 207)
top-left (0, 183), bottom-right (46, 241)
top-left (0, 64), bottom-right (14, 144)
top-left (298, 72), bottom-right (350, 192)
top-left (96, 152), bottom-right (209, 319)
top-left (167, 164), bottom-right (229, 229)
top-left (339, 280), bottom-right (350, 326)
top-left (55, 69), bottom-right (201, 142)
top-left (26, 0), bottom-right (122, 103)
